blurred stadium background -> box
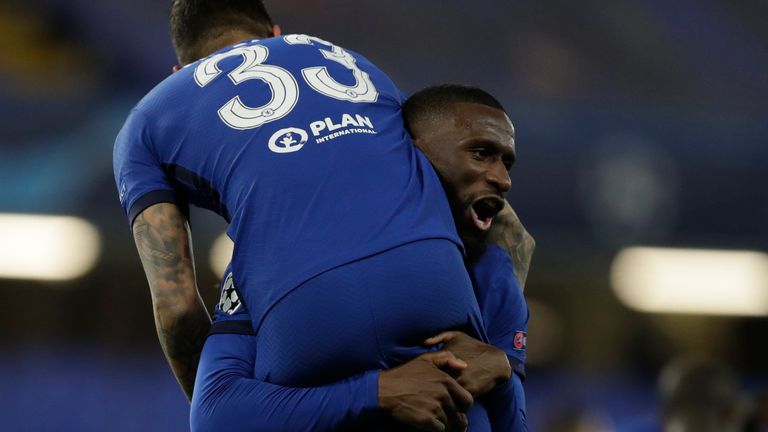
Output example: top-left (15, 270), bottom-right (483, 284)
top-left (1, 0), bottom-right (766, 430)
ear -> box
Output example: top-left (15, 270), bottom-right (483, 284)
top-left (272, 24), bottom-right (282, 36)
top-left (172, 65), bottom-right (182, 74)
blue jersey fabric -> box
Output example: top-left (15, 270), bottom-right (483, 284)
top-left (194, 243), bottom-right (529, 431)
top-left (470, 244), bottom-right (530, 378)
top-left (197, 239), bottom-right (490, 431)
top-left (191, 332), bottom-right (379, 432)
top-left (251, 239), bottom-right (486, 387)
top-left (113, 35), bottom-right (460, 331)
top-left (470, 244), bottom-right (529, 431)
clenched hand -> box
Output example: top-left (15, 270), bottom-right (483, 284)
top-left (425, 331), bottom-right (511, 398)
top-left (379, 351), bottom-right (474, 432)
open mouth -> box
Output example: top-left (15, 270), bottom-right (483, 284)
top-left (470, 197), bottom-right (505, 232)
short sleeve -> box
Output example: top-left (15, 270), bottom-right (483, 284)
top-left (113, 109), bottom-right (184, 227)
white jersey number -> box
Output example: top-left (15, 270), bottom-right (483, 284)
top-left (194, 36), bottom-right (379, 130)
top-left (194, 45), bottom-right (299, 130)
top-left (285, 34), bottom-right (379, 103)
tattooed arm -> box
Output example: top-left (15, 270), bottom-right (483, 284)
top-left (486, 200), bottom-right (536, 288)
top-left (132, 202), bottom-right (211, 401)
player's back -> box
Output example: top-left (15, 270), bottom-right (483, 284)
top-left (114, 35), bottom-right (460, 329)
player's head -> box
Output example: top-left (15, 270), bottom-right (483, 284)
top-left (403, 84), bottom-right (516, 242)
top-left (170, 0), bottom-right (278, 65)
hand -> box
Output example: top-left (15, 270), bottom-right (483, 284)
top-left (379, 351), bottom-right (474, 432)
top-left (487, 200), bottom-right (535, 288)
top-left (425, 331), bottom-right (511, 399)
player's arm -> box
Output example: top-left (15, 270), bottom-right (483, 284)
top-left (475, 200), bottom-right (533, 359)
top-left (486, 200), bottom-right (535, 288)
top-left (192, 331), bottom-right (473, 432)
top-left (421, 202), bottom-right (534, 400)
top-left (132, 202), bottom-right (211, 401)
top-left (465, 202), bottom-right (534, 430)
top-left (419, 203), bottom-right (534, 409)
top-left (192, 332), bottom-right (380, 432)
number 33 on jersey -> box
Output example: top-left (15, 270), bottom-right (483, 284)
top-left (193, 34), bottom-right (379, 130)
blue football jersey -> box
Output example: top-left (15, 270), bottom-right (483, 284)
top-left (470, 244), bottom-right (530, 374)
top-left (114, 35), bottom-right (460, 330)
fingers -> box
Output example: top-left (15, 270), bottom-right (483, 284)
top-left (443, 401), bottom-right (469, 432)
top-left (409, 402), bottom-right (449, 432)
top-left (445, 357), bottom-right (469, 371)
top-left (425, 350), bottom-right (467, 370)
top-left (426, 377), bottom-right (467, 432)
top-left (454, 413), bottom-right (469, 432)
top-left (456, 374), bottom-right (483, 399)
top-left (381, 351), bottom-right (474, 432)
top-left (416, 417), bottom-right (446, 432)
top-left (424, 331), bottom-right (461, 346)
top-left (443, 374), bottom-right (474, 412)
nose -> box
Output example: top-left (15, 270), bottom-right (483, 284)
top-left (487, 161), bottom-right (512, 194)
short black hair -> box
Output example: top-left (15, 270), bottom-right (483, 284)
top-left (170, 0), bottom-right (274, 64)
top-left (402, 84), bottom-right (506, 135)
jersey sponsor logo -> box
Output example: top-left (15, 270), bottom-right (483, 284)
top-left (218, 272), bottom-right (242, 315)
top-left (513, 330), bottom-right (527, 351)
top-left (266, 114), bottom-right (377, 154)
top-left (311, 113), bottom-right (377, 144)
top-left (268, 127), bottom-right (309, 154)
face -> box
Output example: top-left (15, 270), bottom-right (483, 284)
top-left (414, 102), bottom-right (516, 241)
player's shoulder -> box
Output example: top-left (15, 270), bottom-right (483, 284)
top-left (473, 244), bottom-right (515, 274)
top-left (470, 244), bottom-right (525, 297)
top-left (131, 67), bottom-right (191, 117)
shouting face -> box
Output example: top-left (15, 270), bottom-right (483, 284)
top-left (413, 102), bottom-right (516, 242)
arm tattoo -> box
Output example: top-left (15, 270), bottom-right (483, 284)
top-left (487, 204), bottom-right (536, 289)
top-left (158, 305), bottom-right (211, 398)
top-left (133, 203), bottom-right (211, 401)
top-left (508, 231), bottom-right (535, 289)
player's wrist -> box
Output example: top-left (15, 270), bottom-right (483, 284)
top-left (376, 369), bottom-right (396, 412)
top-left (357, 370), bottom-right (383, 415)
top-left (494, 348), bottom-right (513, 382)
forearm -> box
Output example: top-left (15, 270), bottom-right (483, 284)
top-left (192, 334), bottom-right (379, 432)
top-left (152, 295), bottom-right (211, 400)
top-left (133, 202), bottom-right (211, 401)
top-left (193, 371), bottom-right (379, 432)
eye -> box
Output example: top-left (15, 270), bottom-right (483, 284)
top-left (470, 148), bottom-right (490, 161)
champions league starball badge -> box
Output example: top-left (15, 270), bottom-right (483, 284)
top-left (218, 272), bottom-right (242, 315)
